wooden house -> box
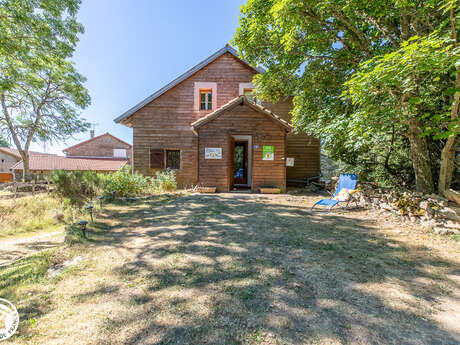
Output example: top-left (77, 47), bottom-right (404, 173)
top-left (114, 45), bottom-right (319, 192)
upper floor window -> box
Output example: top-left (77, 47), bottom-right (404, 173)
top-left (200, 89), bottom-right (212, 110)
top-left (243, 88), bottom-right (255, 102)
top-left (113, 148), bottom-right (127, 158)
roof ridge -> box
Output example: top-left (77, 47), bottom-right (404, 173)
top-left (114, 45), bottom-right (265, 125)
top-left (63, 132), bottom-right (131, 153)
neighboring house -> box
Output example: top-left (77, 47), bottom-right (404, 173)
top-left (115, 45), bottom-right (320, 192)
top-left (0, 147), bottom-right (56, 173)
top-left (63, 132), bottom-right (132, 163)
top-left (10, 155), bottom-right (128, 176)
top-left (9, 132), bottom-right (132, 179)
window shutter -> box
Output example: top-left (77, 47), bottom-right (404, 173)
top-left (150, 149), bottom-right (164, 169)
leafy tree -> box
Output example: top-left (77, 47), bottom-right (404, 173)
top-left (0, 135), bottom-right (8, 147)
top-left (0, 0), bottom-right (90, 179)
top-left (233, 0), bottom-right (458, 194)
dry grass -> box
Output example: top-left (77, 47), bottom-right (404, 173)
top-left (1, 192), bottom-right (459, 345)
top-left (0, 194), bottom-right (69, 238)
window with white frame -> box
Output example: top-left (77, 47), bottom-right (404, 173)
top-left (113, 148), bottom-right (127, 158)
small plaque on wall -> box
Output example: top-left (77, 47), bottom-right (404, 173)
top-left (286, 158), bottom-right (295, 167)
top-left (205, 148), bottom-right (222, 159)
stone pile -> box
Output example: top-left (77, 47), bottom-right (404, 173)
top-left (353, 183), bottom-right (460, 235)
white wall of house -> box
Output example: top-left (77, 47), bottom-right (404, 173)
top-left (0, 152), bottom-right (19, 173)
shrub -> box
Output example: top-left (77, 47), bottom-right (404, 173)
top-left (102, 166), bottom-right (148, 197)
top-left (151, 169), bottom-right (177, 192)
top-left (51, 170), bottom-right (104, 207)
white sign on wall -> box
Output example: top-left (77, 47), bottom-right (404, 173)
top-left (286, 157), bottom-right (295, 167)
top-left (205, 148), bottom-right (222, 159)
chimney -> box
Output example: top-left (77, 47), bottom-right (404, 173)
top-left (90, 129), bottom-right (95, 138)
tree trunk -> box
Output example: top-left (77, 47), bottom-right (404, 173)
top-left (439, 6), bottom-right (459, 196)
top-left (407, 117), bottom-right (434, 193)
top-left (21, 151), bottom-right (32, 181)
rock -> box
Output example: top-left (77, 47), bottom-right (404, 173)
top-left (444, 189), bottom-right (460, 205)
top-left (418, 200), bottom-right (430, 210)
top-left (437, 207), bottom-right (460, 223)
top-left (434, 227), bottom-right (449, 235)
top-left (380, 203), bottom-right (394, 212)
top-left (47, 256), bottom-right (85, 277)
top-left (444, 221), bottom-right (460, 230)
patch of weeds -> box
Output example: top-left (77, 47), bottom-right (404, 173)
top-left (64, 223), bottom-right (87, 245)
top-left (450, 234), bottom-right (460, 242)
top-left (0, 246), bottom-right (81, 300)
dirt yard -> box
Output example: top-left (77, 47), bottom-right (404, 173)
top-left (1, 192), bottom-right (459, 345)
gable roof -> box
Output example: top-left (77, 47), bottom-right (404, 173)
top-left (0, 147), bottom-right (56, 159)
top-left (63, 132), bottom-right (132, 154)
top-left (191, 96), bottom-right (292, 131)
top-left (114, 45), bottom-right (265, 125)
top-left (10, 155), bottom-right (128, 172)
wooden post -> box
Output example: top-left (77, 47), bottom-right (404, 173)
top-left (14, 182), bottom-right (17, 199)
top-left (32, 180), bottom-right (35, 195)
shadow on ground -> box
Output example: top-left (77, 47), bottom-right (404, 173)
top-left (78, 194), bottom-right (460, 344)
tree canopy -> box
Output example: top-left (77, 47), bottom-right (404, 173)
top-left (0, 0), bottom-right (90, 179)
top-left (233, 0), bottom-right (460, 194)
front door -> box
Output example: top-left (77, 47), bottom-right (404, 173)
top-left (233, 141), bottom-right (248, 185)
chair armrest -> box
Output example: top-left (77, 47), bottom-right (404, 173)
top-left (326, 190), bottom-right (334, 197)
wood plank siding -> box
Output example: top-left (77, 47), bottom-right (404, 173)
top-left (197, 104), bottom-right (287, 192)
top-left (263, 98), bottom-right (321, 180)
top-left (119, 48), bottom-right (320, 190)
top-left (129, 52), bottom-right (258, 187)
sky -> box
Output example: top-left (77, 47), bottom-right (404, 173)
top-left (31, 0), bottom-right (247, 155)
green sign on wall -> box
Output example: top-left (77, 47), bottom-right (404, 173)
top-left (262, 145), bottom-right (274, 160)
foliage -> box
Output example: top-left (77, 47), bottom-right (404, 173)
top-left (50, 166), bottom-right (173, 204)
top-left (344, 35), bottom-right (459, 140)
top-left (50, 170), bottom-right (104, 207)
top-left (0, 135), bottom-right (8, 147)
top-left (0, 0), bottom-right (90, 179)
top-left (233, 0), bottom-right (460, 193)
top-left (102, 166), bottom-right (148, 197)
top-left (150, 169), bottom-right (177, 192)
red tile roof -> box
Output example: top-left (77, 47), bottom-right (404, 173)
top-left (10, 155), bottom-right (128, 172)
top-left (0, 147), bottom-right (56, 159)
top-left (62, 133), bottom-right (132, 153)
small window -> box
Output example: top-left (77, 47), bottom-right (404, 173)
top-left (200, 89), bottom-right (212, 110)
top-left (150, 149), bottom-right (164, 169)
top-left (166, 150), bottom-right (180, 170)
top-left (113, 149), bottom-right (127, 158)
top-left (244, 88), bottom-right (256, 102)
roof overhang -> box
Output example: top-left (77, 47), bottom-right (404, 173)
top-left (0, 147), bottom-right (21, 159)
top-left (114, 45), bottom-right (265, 126)
top-left (191, 96), bottom-right (292, 132)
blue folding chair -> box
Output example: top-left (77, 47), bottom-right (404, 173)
top-left (311, 174), bottom-right (358, 212)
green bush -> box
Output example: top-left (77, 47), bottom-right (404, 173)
top-left (51, 166), bottom-right (176, 206)
top-left (103, 166), bottom-right (148, 197)
top-left (150, 169), bottom-right (177, 192)
top-left (51, 170), bottom-right (104, 207)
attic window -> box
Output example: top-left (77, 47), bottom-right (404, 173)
top-left (200, 89), bottom-right (212, 110)
top-left (113, 149), bottom-right (127, 158)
